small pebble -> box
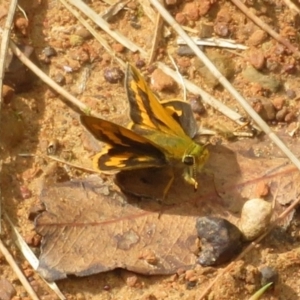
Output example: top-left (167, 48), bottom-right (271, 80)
top-left (135, 59), bottom-right (146, 69)
top-left (239, 198), bottom-right (272, 241)
top-left (198, 21), bottom-right (214, 38)
top-left (214, 22), bottom-right (229, 37)
top-left (103, 285), bottom-right (111, 291)
top-left (274, 43), bottom-right (286, 55)
top-left (284, 112), bottom-right (295, 123)
top-left (183, 3), bottom-right (199, 21)
top-left (272, 97), bottom-right (285, 110)
top-left (43, 46), bottom-right (57, 58)
top-left (198, 0), bottom-right (212, 16)
top-left (189, 96), bottom-right (205, 114)
top-left (69, 35), bottom-right (84, 47)
top-left (282, 63), bottom-right (297, 74)
top-left (14, 17), bottom-right (28, 35)
top-left (23, 268), bottom-right (34, 278)
top-left (248, 49), bottom-right (265, 70)
top-left (20, 185), bottom-right (32, 200)
top-left (248, 29), bottom-right (268, 46)
top-left (104, 67), bottom-right (124, 84)
top-left (255, 182), bottom-right (269, 198)
top-left (0, 279), bottom-right (16, 300)
top-left (196, 217), bottom-right (243, 266)
top-left (130, 22), bottom-right (141, 29)
top-left (54, 73), bottom-right (66, 85)
top-left (151, 69), bottom-right (177, 92)
top-left (242, 66), bottom-right (281, 92)
top-left (177, 45), bottom-right (201, 56)
top-left (175, 13), bottom-right (187, 25)
top-left (112, 43), bottom-right (125, 53)
top-left (185, 269), bottom-right (197, 282)
top-left (2, 84), bottom-right (14, 104)
top-left (286, 89), bottom-right (296, 99)
top-left (260, 266), bottom-right (278, 286)
top-left (266, 58), bottom-right (279, 72)
top-left (216, 8), bottom-right (231, 23)
top-left (177, 57), bottom-right (191, 69)
top-left (75, 27), bottom-right (92, 40)
top-left (275, 107), bottom-right (288, 121)
top-left (195, 52), bottom-right (235, 88)
top-left (69, 48), bottom-right (90, 63)
top-left (120, 270), bottom-right (139, 287)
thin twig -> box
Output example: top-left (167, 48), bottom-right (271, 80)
top-left (0, 0), bottom-right (17, 94)
top-left (177, 37), bottom-right (248, 50)
top-left (19, 153), bottom-right (96, 173)
top-left (150, 0), bottom-right (300, 173)
top-left (148, 8), bottom-right (164, 64)
top-left (282, 0), bottom-right (300, 15)
top-left (17, 4), bottom-right (28, 20)
top-left (230, 0), bottom-right (300, 55)
top-left (197, 197), bottom-right (300, 299)
top-left (0, 0), bottom-right (18, 235)
top-left (0, 238), bottom-right (40, 300)
top-left (67, 0), bottom-right (147, 57)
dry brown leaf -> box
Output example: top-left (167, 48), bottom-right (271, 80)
top-left (35, 135), bottom-right (300, 281)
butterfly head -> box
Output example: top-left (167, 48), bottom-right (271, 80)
top-left (182, 144), bottom-right (209, 190)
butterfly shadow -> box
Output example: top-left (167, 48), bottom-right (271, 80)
top-left (115, 143), bottom-right (244, 218)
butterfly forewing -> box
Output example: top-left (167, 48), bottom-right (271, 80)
top-left (80, 116), bottom-right (167, 171)
top-left (126, 65), bottom-right (188, 138)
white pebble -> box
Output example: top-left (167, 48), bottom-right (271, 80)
top-left (239, 198), bottom-right (272, 241)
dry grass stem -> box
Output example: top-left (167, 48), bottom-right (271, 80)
top-left (282, 0), bottom-right (300, 15)
top-left (0, 0), bottom-right (18, 235)
top-left (177, 37), bottom-right (248, 50)
top-left (0, 238), bottom-right (40, 300)
top-left (19, 153), bottom-right (96, 173)
top-left (0, 0), bottom-right (17, 98)
top-left (148, 10), bottom-right (164, 64)
top-left (100, 0), bottom-right (129, 22)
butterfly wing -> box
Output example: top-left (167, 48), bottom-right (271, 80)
top-left (161, 99), bottom-right (198, 138)
top-left (126, 64), bottom-right (189, 138)
top-left (80, 115), bottom-right (167, 172)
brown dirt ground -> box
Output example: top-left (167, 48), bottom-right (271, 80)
top-left (1, 0), bottom-right (300, 299)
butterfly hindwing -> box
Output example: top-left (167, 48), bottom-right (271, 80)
top-left (161, 99), bottom-right (198, 138)
top-left (80, 115), bottom-right (167, 172)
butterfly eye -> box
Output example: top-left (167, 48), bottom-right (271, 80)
top-left (183, 155), bottom-right (195, 166)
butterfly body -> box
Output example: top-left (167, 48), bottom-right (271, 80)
top-left (81, 64), bottom-right (209, 196)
